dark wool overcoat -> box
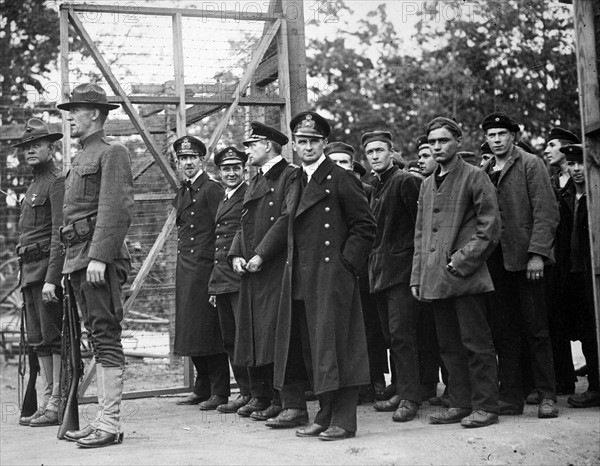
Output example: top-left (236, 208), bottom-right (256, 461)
top-left (228, 159), bottom-right (296, 366)
top-left (173, 171), bottom-right (225, 356)
top-left (273, 158), bottom-right (376, 395)
top-left (208, 182), bottom-right (248, 296)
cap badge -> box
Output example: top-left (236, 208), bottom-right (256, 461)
top-left (495, 117), bottom-right (500, 122)
top-left (227, 150), bottom-right (235, 156)
top-left (181, 138), bottom-right (191, 150)
top-left (301, 115), bottom-right (315, 129)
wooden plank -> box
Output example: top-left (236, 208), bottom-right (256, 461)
top-left (68, 10), bottom-right (180, 191)
top-left (65, 3), bottom-right (281, 21)
top-left (205, 18), bottom-right (282, 158)
top-left (282, 0), bottom-right (308, 116)
top-left (277, 15), bottom-right (293, 162)
top-left (571, 0), bottom-right (600, 368)
top-left (172, 13), bottom-right (186, 138)
top-left (59, 8), bottom-right (71, 166)
top-left (106, 95), bottom-right (285, 106)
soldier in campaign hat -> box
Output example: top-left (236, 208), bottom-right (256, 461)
top-left (540, 126), bottom-right (582, 403)
top-left (58, 83), bottom-right (134, 447)
top-left (228, 121), bottom-right (295, 421)
top-left (171, 135), bottom-right (230, 412)
top-left (13, 119), bottom-right (65, 428)
top-left (271, 111), bottom-right (376, 439)
top-left (481, 111), bottom-right (560, 420)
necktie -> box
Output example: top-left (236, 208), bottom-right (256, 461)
top-left (301, 170), bottom-right (308, 188)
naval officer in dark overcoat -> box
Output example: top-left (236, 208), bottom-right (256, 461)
top-left (172, 135), bottom-right (229, 411)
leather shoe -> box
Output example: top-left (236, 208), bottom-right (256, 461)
top-left (374, 394), bottom-right (401, 412)
top-left (76, 429), bottom-right (124, 448)
top-left (198, 395), bottom-right (228, 411)
top-left (64, 425), bottom-right (95, 442)
top-left (538, 398), bottom-right (559, 419)
top-left (176, 393), bottom-right (209, 405)
top-left (217, 394), bottom-right (251, 413)
top-left (265, 408), bottom-right (308, 428)
top-left (498, 400), bottom-right (523, 415)
top-left (392, 400), bottom-right (419, 422)
top-left (250, 403), bottom-right (282, 421)
top-left (318, 426), bottom-right (355, 441)
top-left (29, 409), bottom-right (59, 427)
top-left (568, 391), bottom-right (600, 408)
top-left (574, 364), bottom-right (588, 377)
top-left (461, 410), bottom-right (499, 428)
top-left (525, 390), bottom-right (540, 405)
top-left (296, 423), bottom-right (327, 437)
top-left (428, 407), bottom-right (471, 424)
top-left (19, 409), bottom-right (43, 426)
top-left (237, 397), bottom-right (270, 417)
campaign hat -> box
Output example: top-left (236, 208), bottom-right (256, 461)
top-left (11, 118), bottom-right (63, 148)
top-left (57, 83), bottom-right (120, 111)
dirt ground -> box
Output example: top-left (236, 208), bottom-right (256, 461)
top-left (1, 358), bottom-right (599, 466)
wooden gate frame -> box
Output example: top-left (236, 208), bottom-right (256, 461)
top-left (59, 1), bottom-right (308, 400)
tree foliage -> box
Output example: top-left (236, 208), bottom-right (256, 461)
top-left (306, 0), bottom-right (579, 159)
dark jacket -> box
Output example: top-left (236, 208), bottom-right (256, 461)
top-left (18, 159), bottom-right (65, 287)
top-left (482, 145), bottom-right (559, 271)
top-left (173, 171), bottom-right (225, 356)
top-left (273, 158), bottom-right (376, 394)
top-left (62, 130), bottom-right (133, 274)
top-left (411, 156), bottom-right (501, 300)
top-left (368, 165), bottom-right (421, 292)
top-left (228, 158), bottom-right (296, 366)
top-left (208, 182), bottom-right (248, 295)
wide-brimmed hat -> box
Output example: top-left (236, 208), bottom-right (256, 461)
top-left (57, 83), bottom-right (120, 111)
top-left (11, 118), bottom-right (63, 148)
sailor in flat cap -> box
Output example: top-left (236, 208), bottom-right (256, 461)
top-left (416, 134), bottom-right (436, 177)
top-left (560, 144), bottom-right (600, 409)
top-left (270, 111), bottom-right (375, 439)
top-left (542, 126), bottom-right (582, 401)
top-left (324, 141), bottom-right (355, 171)
top-left (172, 135), bottom-right (230, 412)
top-left (228, 121), bottom-right (295, 421)
top-left (58, 83), bottom-right (134, 447)
top-left (481, 111), bottom-right (560, 420)
top-left (13, 119), bottom-right (65, 428)
top-left (362, 130), bottom-right (423, 423)
top-left (479, 141), bottom-right (493, 168)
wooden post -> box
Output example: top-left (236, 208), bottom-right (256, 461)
top-left (59, 7), bottom-right (71, 167)
top-left (281, 0), bottom-right (308, 117)
top-left (572, 0), bottom-right (600, 366)
top-left (277, 14), bottom-right (293, 162)
top-left (172, 13), bottom-right (186, 138)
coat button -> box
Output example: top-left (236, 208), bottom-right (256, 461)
top-left (434, 208), bottom-right (439, 213)
top-left (325, 207), bottom-right (330, 212)
top-left (215, 247), bottom-right (219, 251)
top-left (223, 234), bottom-right (227, 238)
top-left (191, 237), bottom-right (194, 241)
top-left (270, 187), bottom-right (275, 192)
top-left (177, 250), bottom-right (181, 254)
top-left (269, 201), bottom-right (274, 206)
top-left (325, 189), bottom-right (330, 194)
top-left (190, 249), bottom-right (194, 253)
top-left (216, 235), bottom-right (220, 239)
top-left (270, 217), bottom-right (275, 221)
top-left (324, 223), bottom-right (330, 229)
top-left (324, 241), bottom-right (330, 246)
top-left (215, 260), bottom-right (218, 264)
top-left (430, 247), bottom-right (435, 252)
top-left (324, 257), bottom-right (330, 263)
top-left (327, 175), bottom-right (332, 180)
top-left (217, 223), bottom-right (220, 227)
top-left (192, 199), bottom-right (196, 202)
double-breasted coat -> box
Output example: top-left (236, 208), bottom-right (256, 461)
top-left (411, 156), bottom-right (501, 300)
top-left (368, 165), bottom-right (421, 293)
top-left (273, 157), bottom-right (376, 395)
top-left (173, 171), bottom-right (225, 357)
top-left (208, 182), bottom-right (248, 296)
top-left (228, 159), bottom-right (295, 366)
top-left (482, 146), bottom-right (559, 270)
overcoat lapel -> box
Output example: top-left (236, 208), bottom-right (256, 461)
top-left (295, 159), bottom-right (334, 218)
top-left (216, 183), bottom-right (247, 221)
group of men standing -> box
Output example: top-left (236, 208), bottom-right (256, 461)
top-left (14, 80), bottom-right (599, 449)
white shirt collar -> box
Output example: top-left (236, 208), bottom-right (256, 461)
top-left (224, 181), bottom-right (245, 199)
top-left (261, 155), bottom-right (283, 175)
top-left (186, 169), bottom-right (203, 184)
top-left (303, 154), bottom-right (326, 182)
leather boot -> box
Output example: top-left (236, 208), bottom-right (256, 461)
top-left (19, 409), bottom-right (44, 426)
top-left (29, 407), bottom-right (58, 427)
top-left (47, 354), bottom-right (62, 412)
top-left (93, 365), bottom-right (125, 438)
